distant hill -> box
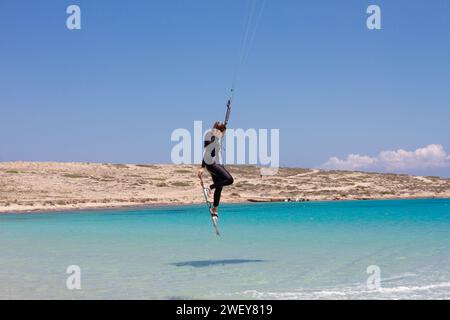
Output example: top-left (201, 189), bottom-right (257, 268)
top-left (1, 162), bottom-right (449, 213)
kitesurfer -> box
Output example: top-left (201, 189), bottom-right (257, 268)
top-left (197, 121), bottom-right (234, 218)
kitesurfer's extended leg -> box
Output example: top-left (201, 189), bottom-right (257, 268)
top-left (212, 187), bottom-right (223, 209)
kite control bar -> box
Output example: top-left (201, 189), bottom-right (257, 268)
top-left (224, 89), bottom-right (233, 126)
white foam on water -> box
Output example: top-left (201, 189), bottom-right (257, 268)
top-left (381, 272), bottom-right (417, 283)
top-left (238, 281), bottom-right (450, 300)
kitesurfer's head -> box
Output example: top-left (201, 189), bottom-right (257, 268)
top-left (212, 122), bottom-right (226, 138)
top-left (213, 121), bottom-right (227, 133)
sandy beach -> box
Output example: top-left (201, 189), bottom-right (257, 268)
top-left (0, 161), bottom-right (449, 213)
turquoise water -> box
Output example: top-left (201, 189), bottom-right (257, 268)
top-left (1, 199), bottom-right (450, 300)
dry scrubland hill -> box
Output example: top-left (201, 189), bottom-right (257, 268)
top-left (0, 162), bottom-right (449, 213)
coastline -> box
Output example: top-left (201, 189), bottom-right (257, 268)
top-left (1, 161), bottom-right (449, 214)
top-left (2, 196), bottom-right (449, 215)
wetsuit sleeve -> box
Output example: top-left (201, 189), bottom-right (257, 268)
top-left (202, 134), bottom-right (215, 167)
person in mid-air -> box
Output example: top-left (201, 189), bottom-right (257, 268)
top-left (197, 121), bottom-right (234, 218)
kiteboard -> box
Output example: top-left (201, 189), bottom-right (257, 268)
top-left (199, 175), bottom-right (220, 236)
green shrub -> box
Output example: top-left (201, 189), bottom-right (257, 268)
top-left (63, 174), bottom-right (86, 179)
top-left (171, 181), bottom-right (191, 187)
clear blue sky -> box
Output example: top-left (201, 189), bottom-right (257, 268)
top-left (1, 0), bottom-right (449, 177)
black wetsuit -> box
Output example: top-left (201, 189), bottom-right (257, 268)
top-left (202, 131), bottom-right (234, 207)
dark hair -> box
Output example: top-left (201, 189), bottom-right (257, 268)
top-left (213, 121), bottom-right (227, 132)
